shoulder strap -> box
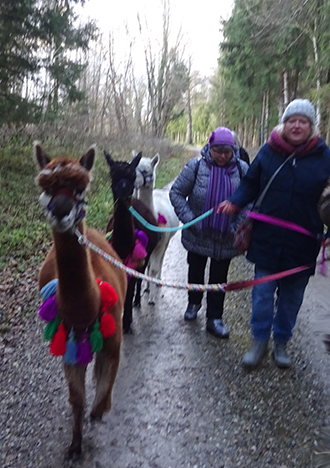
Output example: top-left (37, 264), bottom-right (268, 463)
top-left (237, 158), bottom-right (243, 179)
top-left (254, 152), bottom-right (295, 212)
top-left (194, 157), bottom-right (201, 180)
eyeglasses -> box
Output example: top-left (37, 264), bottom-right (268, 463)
top-left (211, 147), bottom-right (232, 156)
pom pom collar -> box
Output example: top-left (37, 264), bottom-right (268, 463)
top-left (39, 278), bottom-right (118, 364)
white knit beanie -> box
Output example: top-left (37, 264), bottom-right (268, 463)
top-left (281, 99), bottom-right (316, 125)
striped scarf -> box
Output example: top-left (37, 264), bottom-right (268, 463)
top-left (202, 162), bottom-right (237, 233)
top-left (268, 129), bottom-right (320, 157)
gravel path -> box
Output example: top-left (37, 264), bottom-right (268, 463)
top-left (1, 231), bottom-right (330, 468)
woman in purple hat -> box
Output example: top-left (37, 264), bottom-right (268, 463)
top-left (169, 127), bottom-right (249, 338)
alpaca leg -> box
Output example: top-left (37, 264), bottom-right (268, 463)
top-left (123, 278), bottom-right (136, 334)
top-left (64, 363), bottom-right (87, 456)
top-left (90, 344), bottom-right (120, 419)
top-left (144, 264), bottom-right (150, 293)
top-left (133, 279), bottom-right (142, 307)
top-left (148, 244), bottom-right (168, 305)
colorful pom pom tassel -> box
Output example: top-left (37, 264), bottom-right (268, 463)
top-left (100, 313), bottom-right (116, 338)
top-left (90, 321), bottom-right (104, 353)
top-left (50, 323), bottom-right (67, 356)
top-left (40, 279), bottom-right (59, 300)
top-left (44, 315), bottom-right (61, 341)
top-left (135, 229), bottom-right (148, 247)
top-left (63, 330), bottom-right (78, 364)
top-left (76, 333), bottom-right (93, 365)
top-left (96, 278), bottom-right (118, 312)
top-left (158, 213), bottom-right (167, 225)
top-left (38, 294), bottom-right (58, 322)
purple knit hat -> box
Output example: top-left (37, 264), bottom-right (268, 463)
top-left (208, 127), bottom-right (235, 147)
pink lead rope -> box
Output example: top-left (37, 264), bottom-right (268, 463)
top-left (246, 211), bottom-right (328, 277)
top-left (247, 211), bottom-right (315, 238)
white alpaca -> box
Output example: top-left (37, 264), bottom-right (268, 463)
top-left (134, 153), bottom-right (179, 304)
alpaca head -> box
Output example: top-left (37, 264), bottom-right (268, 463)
top-left (35, 142), bottom-right (95, 233)
top-left (134, 153), bottom-right (160, 191)
top-left (104, 151), bottom-right (142, 201)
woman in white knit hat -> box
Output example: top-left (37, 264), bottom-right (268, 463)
top-left (218, 99), bottom-right (330, 369)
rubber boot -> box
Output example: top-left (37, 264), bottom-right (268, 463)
top-left (241, 340), bottom-right (268, 369)
top-left (272, 342), bottom-right (291, 369)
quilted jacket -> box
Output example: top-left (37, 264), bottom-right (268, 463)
top-left (169, 144), bottom-right (249, 260)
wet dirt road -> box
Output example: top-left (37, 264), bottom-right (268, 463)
top-left (2, 230), bottom-right (330, 468)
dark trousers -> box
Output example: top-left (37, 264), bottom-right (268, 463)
top-left (187, 251), bottom-right (231, 320)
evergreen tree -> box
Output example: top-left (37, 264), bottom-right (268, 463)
top-left (0, 0), bottom-right (96, 125)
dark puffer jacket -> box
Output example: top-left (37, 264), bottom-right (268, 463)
top-left (169, 144), bottom-right (249, 260)
top-left (229, 140), bottom-right (330, 274)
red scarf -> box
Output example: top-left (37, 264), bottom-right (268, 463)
top-left (268, 129), bottom-right (320, 157)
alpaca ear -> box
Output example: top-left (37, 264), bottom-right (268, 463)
top-left (34, 141), bottom-right (51, 169)
top-left (130, 152), bottom-right (142, 170)
top-left (151, 153), bottom-right (160, 168)
top-left (80, 147), bottom-right (95, 171)
top-left (104, 150), bottom-right (114, 167)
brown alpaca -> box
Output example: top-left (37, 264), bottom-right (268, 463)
top-left (35, 143), bottom-right (127, 456)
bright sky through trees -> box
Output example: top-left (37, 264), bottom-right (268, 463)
top-left (78, 0), bottom-right (234, 75)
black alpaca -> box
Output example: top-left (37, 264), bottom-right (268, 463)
top-left (104, 151), bottom-right (159, 333)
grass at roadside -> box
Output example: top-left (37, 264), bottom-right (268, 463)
top-left (0, 140), bottom-right (191, 271)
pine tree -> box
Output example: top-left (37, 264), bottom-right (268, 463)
top-left (0, 0), bottom-right (96, 125)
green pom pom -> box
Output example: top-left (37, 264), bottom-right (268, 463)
top-left (90, 321), bottom-right (103, 353)
top-left (44, 315), bottom-right (61, 341)
top-left (105, 231), bottom-right (112, 241)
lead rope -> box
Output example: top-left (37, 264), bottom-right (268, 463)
top-left (128, 205), bottom-right (214, 232)
top-left (74, 228), bottom-right (328, 292)
top-left (75, 228), bottom-right (225, 292)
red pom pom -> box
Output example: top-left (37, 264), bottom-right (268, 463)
top-left (100, 313), bottom-right (116, 337)
top-left (96, 278), bottom-right (118, 312)
top-left (50, 323), bottom-right (67, 356)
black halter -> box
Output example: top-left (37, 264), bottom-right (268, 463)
top-left (136, 167), bottom-right (153, 186)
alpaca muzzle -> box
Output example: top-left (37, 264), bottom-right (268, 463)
top-left (39, 188), bottom-right (87, 233)
top-left (135, 168), bottom-right (153, 189)
top-left (114, 178), bottom-right (134, 200)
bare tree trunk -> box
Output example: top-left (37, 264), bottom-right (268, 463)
top-left (264, 89), bottom-right (269, 143)
top-left (326, 115), bottom-right (330, 146)
top-left (283, 70), bottom-right (289, 111)
top-left (260, 92), bottom-right (266, 144)
top-left (138, 0), bottom-right (188, 138)
top-left (185, 85), bottom-right (192, 144)
top-left (312, 22), bottom-right (321, 127)
top-left (185, 63), bottom-right (192, 144)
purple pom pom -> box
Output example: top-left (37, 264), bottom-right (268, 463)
top-left (135, 229), bottom-right (148, 247)
top-left (76, 333), bottom-right (93, 365)
top-left (38, 294), bottom-right (58, 322)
